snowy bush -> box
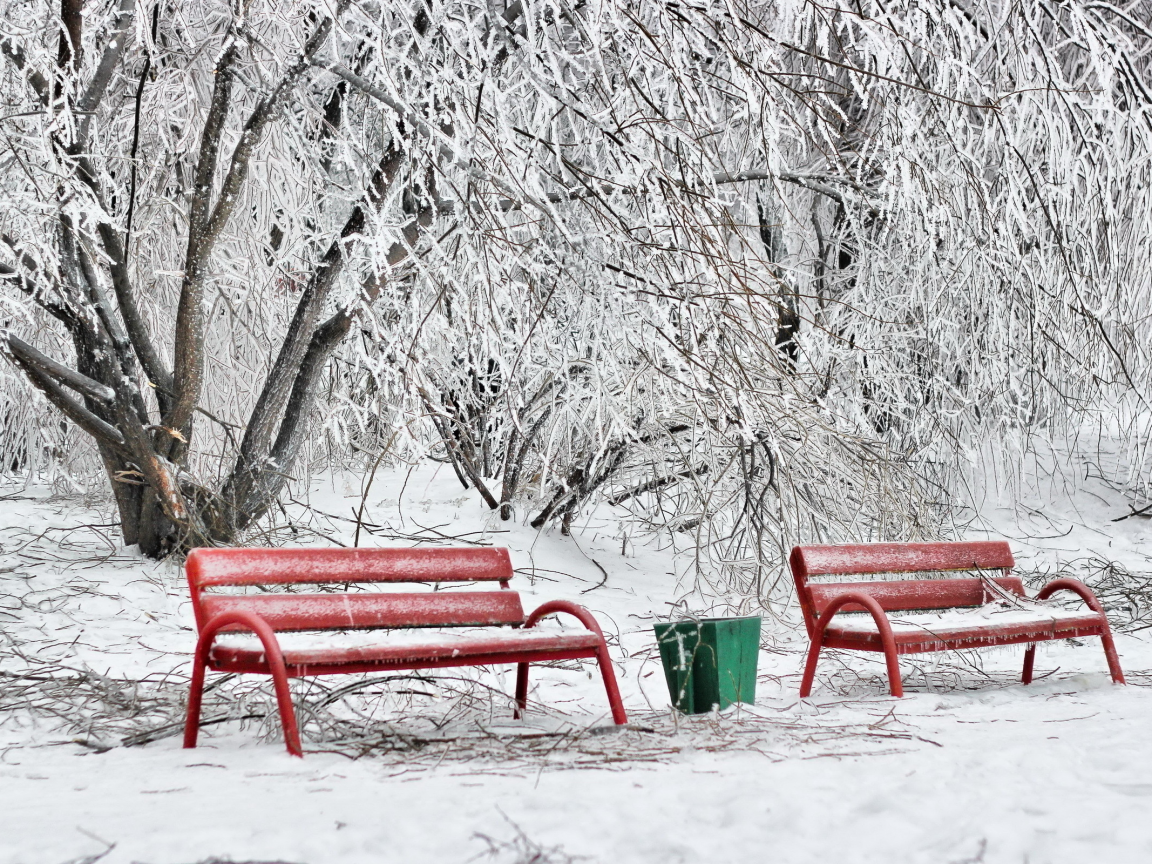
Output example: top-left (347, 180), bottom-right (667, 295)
top-left (0, 0), bottom-right (1149, 585)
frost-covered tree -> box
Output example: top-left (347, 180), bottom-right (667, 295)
top-left (1, 0), bottom-right (1150, 576)
top-left (0, 0), bottom-right (428, 555)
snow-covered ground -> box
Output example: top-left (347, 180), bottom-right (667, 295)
top-left (2, 458), bottom-right (1152, 864)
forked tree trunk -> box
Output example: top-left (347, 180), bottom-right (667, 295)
top-left (0, 3), bottom-right (452, 557)
top-left (0, 5), bottom-right (366, 555)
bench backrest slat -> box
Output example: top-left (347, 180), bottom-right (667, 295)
top-left (806, 577), bottom-right (1025, 616)
top-left (200, 591), bottom-right (526, 632)
top-left (795, 541), bottom-right (1014, 577)
top-left (187, 547), bottom-right (520, 633)
top-left (187, 547), bottom-right (513, 587)
top-left (790, 541), bottom-right (1017, 632)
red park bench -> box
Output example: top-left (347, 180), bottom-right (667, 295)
top-left (790, 540), bottom-right (1125, 697)
top-left (183, 547), bottom-right (627, 756)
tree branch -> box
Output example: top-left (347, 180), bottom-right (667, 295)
top-left (125, 3), bottom-right (160, 248)
top-left (608, 464), bottom-right (710, 506)
top-left (96, 222), bottom-right (173, 401)
top-left (431, 167), bottom-right (863, 214)
top-left (0, 255), bottom-right (77, 329)
top-left (57, 0), bottom-right (83, 70)
top-left (51, 99), bottom-right (173, 400)
top-left (0, 38), bottom-right (49, 104)
top-left (169, 12), bottom-right (341, 438)
top-left (200, 13), bottom-right (340, 246)
top-left (70, 232), bottom-right (153, 425)
top-left (167, 41), bottom-right (239, 437)
top-left (6, 334), bottom-right (115, 404)
top-left (3, 339), bottom-right (127, 452)
top-left (227, 208), bottom-right (432, 526)
top-left (226, 142), bottom-right (406, 497)
top-left (318, 60), bottom-right (546, 211)
top-left (76, 0), bottom-right (136, 145)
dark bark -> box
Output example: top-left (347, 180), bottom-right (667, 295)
top-left (758, 200), bottom-right (799, 368)
top-left (10, 355), bottom-right (127, 452)
top-left (125, 5), bottom-right (161, 248)
top-left (100, 442), bottom-right (144, 547)
top-left (608, 464), bottom-right (710, 506)
top-left (167, 42), bottom-right (239, 446)
top-left (168, 12), bottom-right (342, 446)
top-left (222, 144), bottom-right (406, 522)
top-left (1, 37), bottom-right (50, 103)
top-left (6, 335), bottom-right (114, 403)
top-left (96, 221), bottom-right (173, 405)
top-left (499, 409), bottom-right (551, 520)
top-left (224, 207), bottom-right (432, 532)
top-left (57, 0), bottom-right (83, 70)
top-left (529, 439), bottom-right (630, 534)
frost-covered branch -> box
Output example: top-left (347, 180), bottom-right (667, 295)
top-left (0, 0), bottom-right (1150, 576)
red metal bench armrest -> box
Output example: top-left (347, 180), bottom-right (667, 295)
top-left (811, 591), bottom-right (896, 643)
top-left (519, 600), bottom-right (626, 725)
top-left (1034, 577), bottom-right (1106, 615)
top-left (524, 600), bottom-right (606, 637)
top-left (189, 609), bottom-right (301, 756)
top-left (801, 590), bottom-right (903, 698)
top-left (196, 609), bottom-right (289, 671)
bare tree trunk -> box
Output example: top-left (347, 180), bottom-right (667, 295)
top-left (1, 6), bottom-right (356, 556)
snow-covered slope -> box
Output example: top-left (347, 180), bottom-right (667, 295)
top-left (2, 461), bottom-right (1151, 864)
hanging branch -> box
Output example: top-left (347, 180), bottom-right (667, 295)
top-left (124, 4), bottom-right (161, 250)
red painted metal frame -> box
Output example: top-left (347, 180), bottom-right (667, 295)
top-left (183, 548), bottom-right (627, 756)
top-left (184, 608), bottom-right (304, 756)
top-left (1025, 578), bottom-right (1125, 685)
top-left (514, 600), bottom-right (627, 726)
top-left (791, 542), bottom-right (1125, 698)
top-left (801, 591), bottom-right (904, 698)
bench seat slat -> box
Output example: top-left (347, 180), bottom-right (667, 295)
top-left (824, 609), bottom-right (1106, 652)
top-left (200, 591), bottom-right (526, 631)
top-left (208, 629), bottom-right (602, 671)
top-left (796, 541), bottom-right (1014, 577)
top-left (190, 547), bottom-right (513, 586)
top-left (808, 577), bottom-right (1025, 615)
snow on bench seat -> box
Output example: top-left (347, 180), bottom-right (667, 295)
top-left (210, 627), bottom-right (603, 670)
top-left (824, 602), bottom-right (1106, 653)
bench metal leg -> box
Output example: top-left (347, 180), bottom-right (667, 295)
top-left (266, 658), bottom-right (302, 758)
top-left (800, 592), bottom-right (903, 698)
top-left (596, 646), bottom-right (628, 725)
top-left (799, 636), bottom-right (904, 698)
top-left (512, 653), bottom-right (625, 724)
top-left (513, 662), bottom-right (529, 719)
top-left (878, 642), bottom-right (903, 698)
top-left (183, 653), bottom-right (209, 749)
top-left (521, 600), bottom-right (629, 724)
top-left (1101, 630), bottom-right (1126, 684)
top-left (799, 637), bottom-right (823, 698)
top-left (1022, 644), bottom-right (1037, 684)
top-left (1034, 579), bottom-right (1126, 686)
top-left (183, 610), bottom-right (303, 757)
top-left (1025, 635), bottom-right (1124, 686)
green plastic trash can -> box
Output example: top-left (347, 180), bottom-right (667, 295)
top-left (654, 616), bottom-right (761, 714)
